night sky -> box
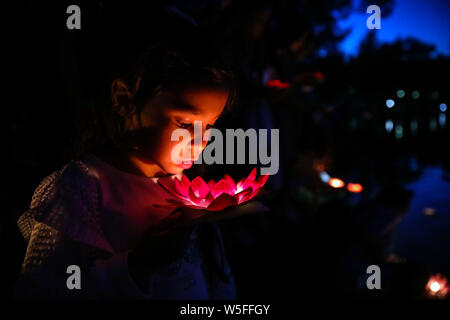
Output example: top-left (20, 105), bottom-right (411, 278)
top-left (338, 0), bottom-right (450, 57)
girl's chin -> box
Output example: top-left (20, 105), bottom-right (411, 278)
top-left (164, 164), bottom-right (185, 175)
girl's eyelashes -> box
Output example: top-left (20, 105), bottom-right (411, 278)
top-left (176, 120), bottom-right (214, 129)
top-left (176, 120), bottom-right (193, 129)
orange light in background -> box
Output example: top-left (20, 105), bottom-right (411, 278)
top-left (314, 163), bottom-right (325, 172)
top-left (329, 178), bottom-right (345, 188)
top-left (426, 274), bottom-right (448, 299)
top-left (347, 183), bottom-right (363, 193)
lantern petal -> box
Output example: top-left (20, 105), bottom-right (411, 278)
top-left (188, 189), bottom-right (214, 208)
top-left (158, 177), bottom-right (184, 198)
top-left (190, 176), bottom-right (210, 198)
top-left (256, 174), bottom-right (269, 187)
top-left (233, 187), bottom-right (253, 204)
top-left (236, 178), bottom-right (247, 191)
top-left (223, 174), bottom-right (237, 189)
top-left (210, 179), bottom-right (236, 198)
top-left (247, 167), bottom-right (257, 181)
top-left (207, 193), bottom-right (238, 211)
top-left (174, 175), bottom-right (191, 197)
top-left (240, 187), bottom-right (264, 203)
top-left (244, 179), bottom-right (259, 192)
top-left (157, 168), bottom-right (269, 212)
top-left (242, 187), bottom-right (260, 202)
top-left (207, 179), bottom-right (216, 190)
top-left (166, 198), bottom-right (190, 207)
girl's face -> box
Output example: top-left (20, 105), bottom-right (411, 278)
top-left (125, 87), bottom-right (229, 177)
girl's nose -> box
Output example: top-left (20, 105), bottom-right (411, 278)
top-left (189, 124), bottom-right (210, 160)
top-left (190, 140), bottom-right (207, 160)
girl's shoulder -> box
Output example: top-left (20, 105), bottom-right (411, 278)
top-left (18, 159), bottom-right (113, 253)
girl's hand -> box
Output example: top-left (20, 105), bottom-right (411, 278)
top-left (127, 202), bottom-right (268, 292)
top-left (172, 201), bottom-right (270, 228)
top-left (128, 202), bottom-right (268, 278)
top-left (128, 210), bottom-right (192, 287)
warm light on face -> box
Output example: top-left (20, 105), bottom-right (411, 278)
top-left (347, 183), bottom-right (363, 193)
top-left (134, 88), bottom-right (228, 176)
top-left (329, 178), bottom-right (345, 188)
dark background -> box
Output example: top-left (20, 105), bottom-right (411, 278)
top-left (7, 0), bottom-right (450, 299)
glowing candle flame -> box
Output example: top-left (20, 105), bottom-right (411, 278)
top-left (430, 282), bottom-right (440, 292)
top-left (347, 183), bottom-right (363, 193)
top-left (329, 178), bottom-right (345, 188)
top-left (426, 274), bottom-right (448, 298)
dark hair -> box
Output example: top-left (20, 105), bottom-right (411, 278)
top-left (74, 40), bottom-right (236, 158)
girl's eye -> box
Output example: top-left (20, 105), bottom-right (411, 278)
top-left (177, 121), bottom-right (193, 129)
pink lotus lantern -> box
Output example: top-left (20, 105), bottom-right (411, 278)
top-left (425, 274), bottom-right (449, 299)
top-left (158, 168), bottom-right (269, 211)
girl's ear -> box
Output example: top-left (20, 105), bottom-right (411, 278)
top-left (111, 79), bottom-right (135, 116)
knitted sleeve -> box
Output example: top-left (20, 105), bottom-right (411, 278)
top-left (15, 161), bottom-right (150, 299)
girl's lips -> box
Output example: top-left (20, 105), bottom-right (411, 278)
top-left (177, 160), bottom-right (193, 169)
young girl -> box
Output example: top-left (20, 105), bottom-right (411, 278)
top-left (15, 41), bottom-right (238, 299)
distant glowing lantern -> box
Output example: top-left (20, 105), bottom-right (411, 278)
top-left (396, 90), bottom-right (405, 98)
top-left (430, 282), bottom-right (440, 292)
top-left (425, 274), bottom-right (448, 299)
top-left (347, 183), bottom-right (363, 193)
top-left (329, 178), bottom-right (345, 188)
top-left (266, 79), bottom-right (291, 89)
top-left (313, 72), bottom-right (324, 80)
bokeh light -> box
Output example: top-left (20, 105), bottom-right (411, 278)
top-left (431, 91), bottom-right (439, 100)
top-left (329, 178), bottom-right (345, 188)
top-left (410, 120), bottom-right (418, 134)
top-left (395, 124), bottom-right (403, 139)
top-left (412, 90), bottom-right (420, 99)
top-left (430, 118), bottom-right (437, 131)
top-left (439, 113), bottom-right (446, 127)
top-left (320, 171), bottom-right (331, 183)
top-left (396, 90), bottom-right (405, 98)
top-left (385, 120), bottom-right (394, 133)
top-left (426, 274), bottom-right (449, 299)
top-left (347, 183), bottom-right (363, 193)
